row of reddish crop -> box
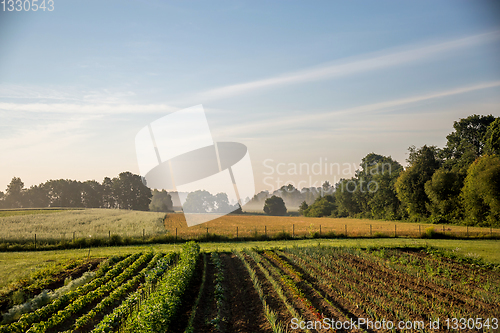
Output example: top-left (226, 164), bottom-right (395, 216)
top-left (284, 246), bottom-right (500, 332)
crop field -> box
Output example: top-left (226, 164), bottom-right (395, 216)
top-left (164, 213), bottom-right (500, 239)
top-left (1, 242), bottom-right (498, 333)
top-left (1, 209), bottom-right (499, 244)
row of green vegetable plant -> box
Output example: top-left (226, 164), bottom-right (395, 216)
top-left (0, 255), bottom-right (130, 333)
top-left (209, 252), bottom-right (227, 332)
top-left (183, 253), bottom-right (207, 333)
top-left (71, 253), bottom-right (164, 332)
top-left (122, 242), bottom-right (199, 333)
top-left (27, 253), bottom-right (152, 333)
top-left (90, 252), bottom-right (177, 333)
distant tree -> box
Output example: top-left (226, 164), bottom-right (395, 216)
top-left (182, 190), bottom-right (239, 213)
top-left (484, 118), bottom-right (500, 155)
top-left (321, 181), bottom-right (333, 196)
top-left (298, 201), bottom-right (309, 215)
top-left (461, 155), bottom-right (500, 226)
top-left (102, 177), bottom-right (116, 208)
top-left (45, 179), bottom-right (83, 207)
top-left (82, 180), bottom-right (103, 208)
top-left (263, 195), bottom-right (287, 216)
top-left (303, 195), bottom-right (335, 217)
top-left (0, 191), bottom-right (5, 208)
top-left (182, 190), bottom-right (216, 213)
top-left (5, 177), bottom-right (26, 208)
top-left (149, 189), bottom-right (174, 212)
top-left (112, 172), bottom-right (152, 211)
top-left (24, 184), bottom-right (50, 208)
top-left (395, 145), bottom-right (441, 219)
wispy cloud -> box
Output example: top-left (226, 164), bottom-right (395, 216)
top-left (0, 102), bottom-right (179, 114)
top-left (199, 31), bottom-right (500, 101)
top-left (215, 81), bottom-right (500, 137)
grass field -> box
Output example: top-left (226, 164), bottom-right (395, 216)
top-left (0, 209), bottom-right (166, 240)
top-left (0, 242), bottom-right (498, 332)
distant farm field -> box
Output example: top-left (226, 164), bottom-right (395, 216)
top-left (165, 213), bottom-right (500, 239)
top-left (0, 209), bottom-right (166, 240)
top-left (1, 209), bottom-right (499, 242)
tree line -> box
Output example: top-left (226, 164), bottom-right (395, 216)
top-left (0, 172), bottom-right (153, 211)
top-left (301, 114), bottom-right (500, 227)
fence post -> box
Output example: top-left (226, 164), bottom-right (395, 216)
top-left (419, 225), bottom-right (421, 236)
top-left (491, 227), bottom-right (493, 237)
top-left (370, 225), bottom-right (372, 237)
top-left (236, 226), bottom-right (238, 239)
top-left (34, 234), bottom-right (36, 250)
top-left (143, 228), bottom-right (145, 241)
top-left (394, 225), bottom-right (397, 237)
top-left (73, 231), bottom-right (75, 242)
top-left (206, 227), bottom-right (209, 238)
top-left (265, 225), bottom-right (267, 237)
top-left (293, 224), bottom-right (295, 238)
top-left (319, 225), bottom-right (321, 236)
top-left (109, 230), bottom-right (111, 239)
top-left (345, 224), bottom-right (347, 237)
top-left (467, 226), bottom-right (469, 237)
top-left (442, 225), bottom-right (445, 234)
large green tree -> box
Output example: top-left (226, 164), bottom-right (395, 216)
top-left (442, 114), bottom-right (496, 170)
top-left (424, 168), bottom-right (463, 223)
top-left (395, 145), bottom-right (441, 219)
top-left (461, 155), bottom-right (500, 226)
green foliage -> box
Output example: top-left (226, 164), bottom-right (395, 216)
top-left (461, 155), bottom-right (500, 226)
top-left (298, 201), bottom-right (308, 216)
top-left (424, 168), bottom-right (463, 223)
top-left (124, 242), bottom-right (199, 332)
top-left (395, 145), bottom-right (441, 219)
top-left (442, 114), bottom-right (496, 170)
top-left (484, 118), bottom-right (500, 155)
top-left (303, 195), bottom-right (335, 217)
top-left (263, 195), bottom-right (287, 216)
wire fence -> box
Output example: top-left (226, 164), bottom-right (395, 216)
top-left (169, 223), bottom-right (500, 240)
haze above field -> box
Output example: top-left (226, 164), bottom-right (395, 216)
top-left (1, 1), bottom-right (500, 193)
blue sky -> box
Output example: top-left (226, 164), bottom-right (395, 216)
top-left (1, 0), bottom-right (500, 193)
